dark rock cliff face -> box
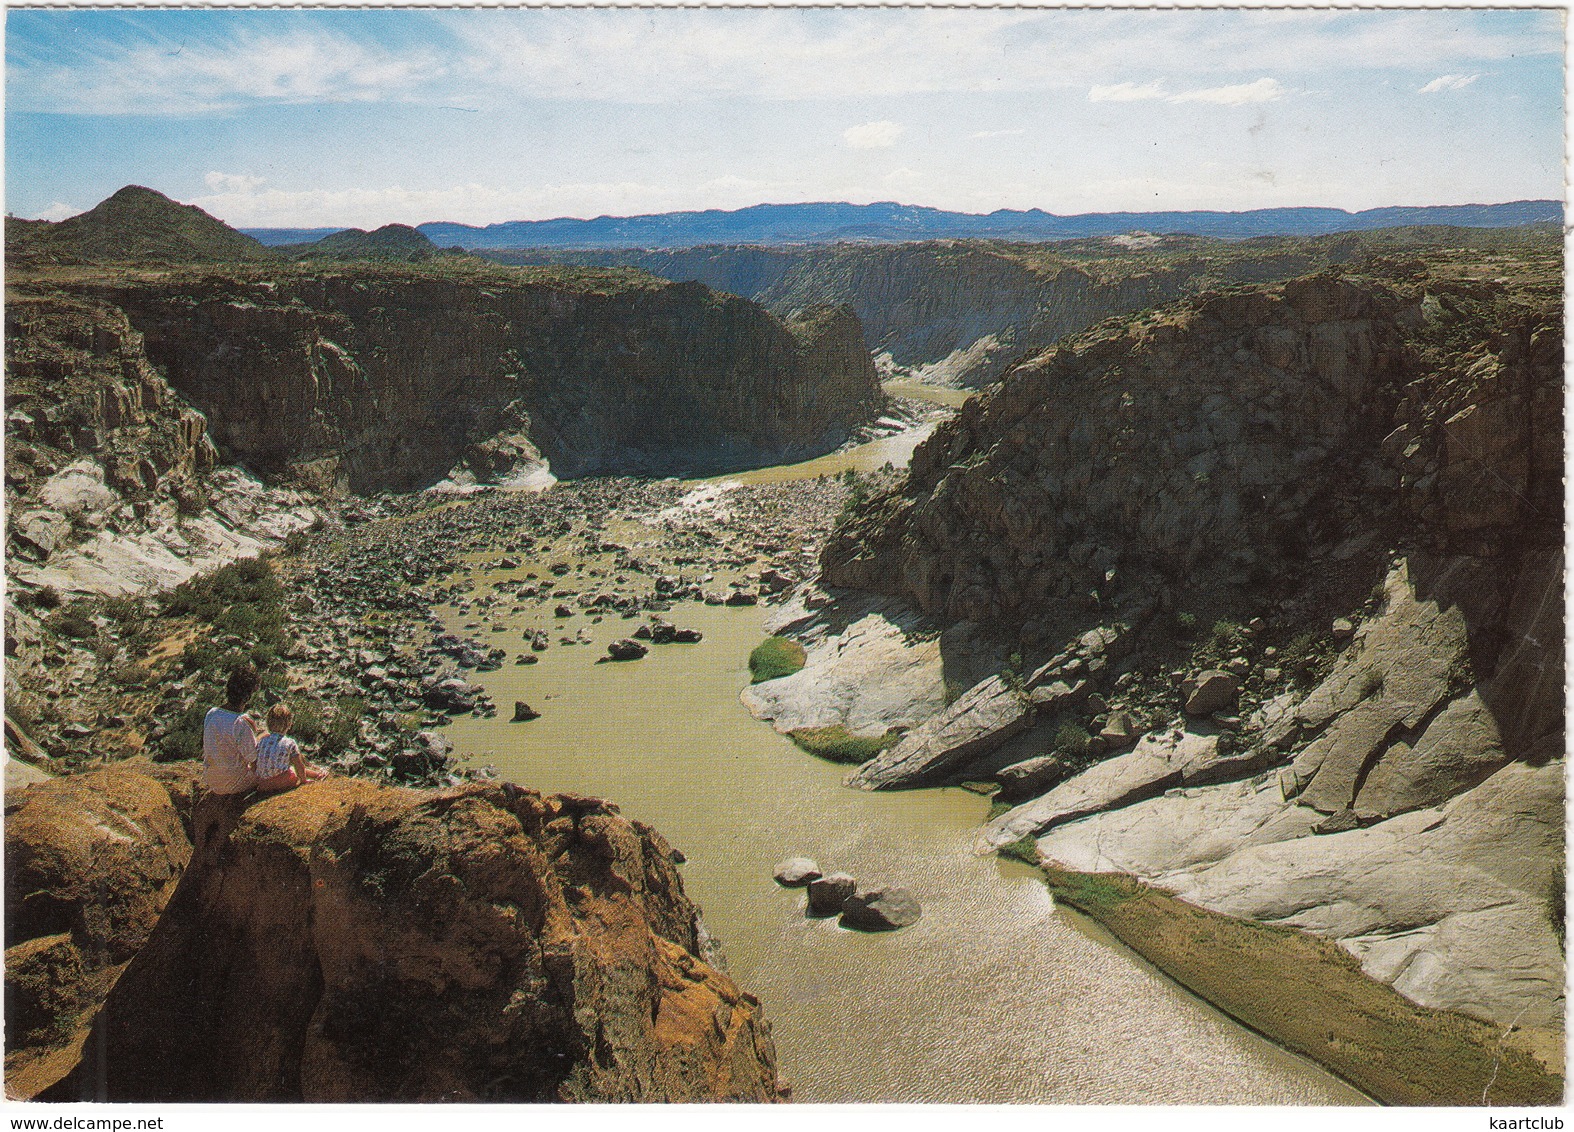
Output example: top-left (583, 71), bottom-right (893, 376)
top-left (63, 270), bottom-right (880, 493)
top-left (508, 241), bottom-right (1330, 386)
top-left (824, 272), bottom-right (1561, 635)
top-left (14, 768), bottom-right (781, 1103)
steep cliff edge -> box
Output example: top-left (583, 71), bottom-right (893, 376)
top-left (40, 266), bottom-right (879, 493)
top-left (10, 765), bottom-right (782, 1102)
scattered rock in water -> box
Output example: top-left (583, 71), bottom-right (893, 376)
top-left (423, 676), bottom-right (483, 713)
top-left (514, 654), bottom-right (538, 665)
top-left (1182, 670), bottom-right (1239, 716)
top-left (772, 857), bottom-right (822, 887)
top-left (672, 627), bottom-right (703, 643)
top-left (806, 872), bottom-right (857, 917)
top-left (725, 589), bottom-right (759, 607)
top-left (839, 885), bottom-right (922, 931)
top-left (606, 638), bottom-right (649, 662)
top-left (512, 701), bottom-right (541, 722)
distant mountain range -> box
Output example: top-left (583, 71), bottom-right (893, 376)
top-left (243, 199), bottom-right (1564, 250)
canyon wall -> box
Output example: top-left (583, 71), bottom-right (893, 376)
top-left (5, 291), bottom-right (324, 597)
top-left (64, 269), bottom-right (879, 493)
top-left (502, 241), bottom-right (1329, 386)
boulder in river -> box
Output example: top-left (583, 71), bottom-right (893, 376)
top-left (839, 885), bottom-right (922, 931)
top-left (511, 701), bottom-right (541, 722)
top-left (606, 639), bottom-right (649, 662)
top-left (846, 674), bottom-right (1033, 790)
top-left (806, 872), bottom-right (857, 917)
top-left (772, 857), bottom-right (822, 887)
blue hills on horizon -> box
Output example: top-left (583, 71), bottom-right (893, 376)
top-left (240, 198), bottom-right (1564, 251)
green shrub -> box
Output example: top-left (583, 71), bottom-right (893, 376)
top-left (1054, 723), bottom-right (1095, 758)
top-left (47, 609), bottom-right (96, 640)
top-left (748, 636), bottom-right (807, 683)
top-left (29, 585), bottom-right (62, 610)
top-left (1173, 611), bottom-right (1198, 636)
top-left (1209, 619), bottom-right (1248, 652)
top-left (288, 695), bottom-right (365, 758)
top-left (787, 725), bottom-right (898, 765)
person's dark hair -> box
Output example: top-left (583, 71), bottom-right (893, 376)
top-left (225, 662), bottom-right (260, 709)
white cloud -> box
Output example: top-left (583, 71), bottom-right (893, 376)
top-left (1168, 77), bottom-right (1286, 105)
top-left (8, 26), bottom-right (443, 114)
top-left (1089, 81), bottom-right (1169, 103)
top-left (1418, 73), bottom-right (1481, 94)
top-left (33, 202), bottom-right (84, 222)
top-left (8, 10), bottom-right (1558, 115)
top-left (843, 120), bottom-right (904, 149)
top-left (204, 172), bottom-right (266, 193)
top-left (972, 128), bottom-right (1026, 139)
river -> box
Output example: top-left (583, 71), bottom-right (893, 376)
top-left (437, 400), bottom-right (1369, 1105)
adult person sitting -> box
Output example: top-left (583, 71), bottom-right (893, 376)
top-left (203, 662), bottom-right (262, 796)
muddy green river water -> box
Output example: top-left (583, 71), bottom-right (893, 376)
top-left (440, 411), bottom-right (1368, 1104)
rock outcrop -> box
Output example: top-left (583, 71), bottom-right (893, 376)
top-left (38, 270), bottom-right (879, 492)
top-left (5, 292), bottom-right (325, 598)
top-left (11, 766), bottom-right (781, 1102)
top-left (4, 760), bottom-right (199, 1097)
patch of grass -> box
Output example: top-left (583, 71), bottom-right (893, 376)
top-left (987, 799), bottom-right (1013, 821)
top-left (1043, 868), bottom-right (1140, 915)
top-left (999, 836), bottom-right (1041, 866)
top-left (787, 725), bottom-right (898, 765)
top-left (748, 635), bottom-right (807, 683)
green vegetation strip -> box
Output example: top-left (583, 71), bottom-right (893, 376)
top-left (748, 636), bottom-right (807, 683)
top-left (787, 725), bottom-right (898, 765)
top-left (1034, 862), bottom-right (1563, 1106)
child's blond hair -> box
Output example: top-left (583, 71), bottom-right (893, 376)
top-left (267, 703), bottom-right (293, 733)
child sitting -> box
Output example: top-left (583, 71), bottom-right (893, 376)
top-left (254, 703), bottom-right (328, 793)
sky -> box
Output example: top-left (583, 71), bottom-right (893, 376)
top-left (4, 7), bottom-right (1566, 229)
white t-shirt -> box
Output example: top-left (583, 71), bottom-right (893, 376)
top-left (203, 707), bottom-right (259, 795)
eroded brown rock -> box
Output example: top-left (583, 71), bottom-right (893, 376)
top-left (58, 777), bottom-right (781, 1103)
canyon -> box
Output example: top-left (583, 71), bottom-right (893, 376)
top-left (3, 187), bottom-right (1564, 1105)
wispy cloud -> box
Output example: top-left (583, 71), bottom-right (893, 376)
top-left (1418, 73), bottom-right (1481, 94)
top-left (6, 9), bottom-right (1559, 114)
top-left (1090, 77), bottom-right (1286, 107)
top-left (7, 22), bottom-right (443, 114)
top-left (1089, 81), bottom-right (1169, 103)
top-left (1168, 77), bottom-right (1285, 105)
top-left (843, 120), bottom-right (903, 149)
